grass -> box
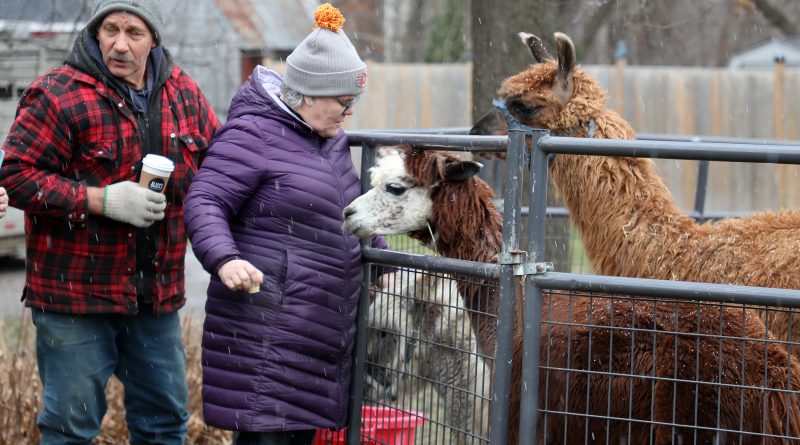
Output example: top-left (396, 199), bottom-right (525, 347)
top-left (567, 222), bottom-right (592, 273)
top-left (385, 234), bottom-right (435, 256)
top-left (385, 222), bottom-right (592, 274)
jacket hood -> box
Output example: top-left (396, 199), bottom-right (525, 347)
top-left (228, 66), bottom-right (317, 137)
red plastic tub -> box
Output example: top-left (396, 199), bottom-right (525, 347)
top-left (313, 405), bottom-right (425, 445)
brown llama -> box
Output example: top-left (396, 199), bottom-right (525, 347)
top-left (470, 31), bottom-right (800, 353)
top-left (342, 146), bottom-right (800, 444)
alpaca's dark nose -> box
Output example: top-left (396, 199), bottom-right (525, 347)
top-left (343, 207), bottom-right (356, 219)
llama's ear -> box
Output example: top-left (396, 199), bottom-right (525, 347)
top-left (553, 32), bottom-right (575, 104)
top-left (444, 159), bottom-right (482, 182)
top-left (519, 32), bottom-right (552, 63)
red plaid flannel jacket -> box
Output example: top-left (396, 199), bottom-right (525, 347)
top-left (1, 57), bottom-right (219, 315)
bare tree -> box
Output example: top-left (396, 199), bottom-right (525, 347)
top-left (469, 0), bottom-right (800, 69)
top-left (470, 1), bottom-right (577, 271)
top-left (750, 0), bottom-right (799, 36)
top-left (470, 0), bottom-right (541, 120)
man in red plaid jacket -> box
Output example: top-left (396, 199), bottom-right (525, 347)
top-left (0, 1), bottom-right (219, 443)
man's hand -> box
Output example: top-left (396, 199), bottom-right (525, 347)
top-left (0, 187), bottom-right (7, 218)
top-left (218, 259), bottom-right (264, 293)
top-left (104, 181), bottom-right (166, 228)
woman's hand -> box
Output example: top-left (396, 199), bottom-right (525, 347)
top-left (0, 187), bottom-right (8, 218)
top-left (218, 259), bottom-right (264, 293)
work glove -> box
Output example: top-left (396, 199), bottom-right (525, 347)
top-left (104, 181), bottom-right (166, 228)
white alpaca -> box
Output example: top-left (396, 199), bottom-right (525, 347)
top-left (366, 271), bottom-right (491, 444)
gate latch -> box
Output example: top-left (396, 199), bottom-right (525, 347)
top-left (524, 261), bottom-right (553, 275)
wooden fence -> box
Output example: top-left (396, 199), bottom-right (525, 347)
top-left (1, 57), bottom-right (798, 213)
top-left (584, 62), bottom-right (800, 213)
top-left (340, 62), bottom-right (800, 215)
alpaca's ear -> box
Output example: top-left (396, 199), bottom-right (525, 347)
top-left (376, 146), bottom-right (393, 158)
top-left (377, 145), bottom-right (404, 160)
top-left (519, 32), bottom-right (552, 63)
top-left (444, 159), bottom-right (482, 182)
top-left (553, 32), bottom-right (575, 105)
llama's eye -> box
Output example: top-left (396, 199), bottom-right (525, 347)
top-left (508, 100), bottom-right (539, 121)
top-left (385, 183), bottom-right (406, 196)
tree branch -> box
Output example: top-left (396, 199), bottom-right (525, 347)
top-left (578, 0), bottom-right (618, 59)
top-left (752, 0), bottom-right (798, 36)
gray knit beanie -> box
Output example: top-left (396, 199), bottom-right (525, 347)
top-left (86, 0), bottom-right (164, 45)
top-left (284, 3), bottom-right (367, 97)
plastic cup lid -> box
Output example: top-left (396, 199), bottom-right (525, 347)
top-left (142, 154), bottom-right (175, 173)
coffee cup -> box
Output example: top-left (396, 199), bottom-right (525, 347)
top-left (139, 154), bottom-right (174, 193)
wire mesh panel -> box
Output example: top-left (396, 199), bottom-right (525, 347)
top-left (344, 131), bottom-right (800, 444)
top-left (535, 289), bottom-right (800, 444)
top-left (362, 265), bottom-right (496, 445)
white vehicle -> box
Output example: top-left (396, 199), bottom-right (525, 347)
top-left (0, 206), bottom-right (25, 259)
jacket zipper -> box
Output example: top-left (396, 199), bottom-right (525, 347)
top-left (319, 141), bottom-right (354, 389)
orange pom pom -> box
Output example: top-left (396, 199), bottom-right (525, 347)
top-left (314, 3), bottom-right (345, 32)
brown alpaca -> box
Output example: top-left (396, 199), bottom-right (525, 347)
top-left (470, 31), bottom-right (800, 351)
top-left (543, 295), bottom-right (800, 445)
top-left (342, 146), bottom-right (800, 444)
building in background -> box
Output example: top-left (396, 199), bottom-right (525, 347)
top-left (0, 0), bottom-right (319, 259)
top-left (210, 0), bottom-right (318, 81)
top-left (728, 37), bottom-right (800, 69)
top-left (0, 0), bottom-right (318, 122)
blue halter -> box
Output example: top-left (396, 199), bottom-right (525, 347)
top-left (559, 119), bottom-right (597, 138)
top-left (492, 99), bottom-right (536, 136)
top-left (491, 98), bottom-right (597, 138)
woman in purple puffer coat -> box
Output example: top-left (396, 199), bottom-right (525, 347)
top-left (184, 5), bottom-right (389, 445)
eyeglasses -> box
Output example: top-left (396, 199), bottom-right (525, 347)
top-left (333, 96), bottom-right (360, 115)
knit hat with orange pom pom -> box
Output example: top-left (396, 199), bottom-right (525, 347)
top-left (284, 3), bottom-right (367, 97)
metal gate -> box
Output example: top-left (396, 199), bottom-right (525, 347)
top-left (331, 130), bottom-right (800, 445)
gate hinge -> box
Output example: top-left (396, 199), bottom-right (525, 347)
top-left (498, 250), bottom-right (527, 276)
top-left (500, 253), bottom-right (553, 276)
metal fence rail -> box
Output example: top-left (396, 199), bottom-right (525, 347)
top-left (344, 132), bottom-right (524, 445)
top-left (343, 130), bottom-right (800, 445)
top-left (352, 129), bottom-right (800, 268)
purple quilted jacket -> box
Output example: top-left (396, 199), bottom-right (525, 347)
top-left (184, 66), bottom-right (386, 432)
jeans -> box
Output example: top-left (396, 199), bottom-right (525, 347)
top-left (233, 430), bottom-right (317, 445)
top-left (32, 309), bottom-right (189, 445)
